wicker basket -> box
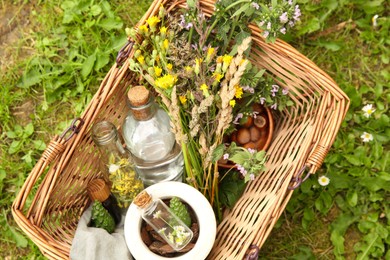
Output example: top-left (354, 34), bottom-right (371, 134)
top-left (12, 0), bottom-right (349, 259)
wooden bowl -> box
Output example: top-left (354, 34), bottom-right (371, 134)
top-left (219, 104), bottom-right (274, 169)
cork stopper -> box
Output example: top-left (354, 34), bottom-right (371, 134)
top-left (128, 86), bottom-right (150, 107)
top-left (87, 179), bottom-right (110, 202)
top-left (133, 190), bottom-right (152, 209)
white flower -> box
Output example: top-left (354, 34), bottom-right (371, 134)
top-left (318, 176), bottom-right (330, 186)
top-left (372, 14), bottom-right (379, 27)
top-left (153, 210), bottom-right (162, 219)
top-left (361, 132), bottom-right (373, 142)
top-left (108, 164), bottom-right (120, 173)
top-left (362, 104), bottom-right (375, 118)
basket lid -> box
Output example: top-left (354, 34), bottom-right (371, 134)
top-left (87, 179), bottom-right (110, 202)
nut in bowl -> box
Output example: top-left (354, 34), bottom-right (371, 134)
top-left (219, 104), bottom-right (274, 169)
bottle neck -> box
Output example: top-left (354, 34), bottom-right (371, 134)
top-left (128, 96), bottom-right (157, 121)
top-left (92, 121), bottom-right (128, 159)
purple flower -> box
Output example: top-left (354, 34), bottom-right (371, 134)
top-left (280, 27), bottom-right (286, 34)
top-left (294, 5), bottom-right (301, 21)
top-left (282, 88), bottom-right (289, 95)
top-left (258, 21), bottom-right (265, 27)
top-left (250, 174), bottom-right (255, 181)
top-left (279, 12), bottom-right (288, 23)
top-left (271, 103), bottom-right (278, 110)
top-left (251, 2), bottom-right (260, 10)
top-left (243, 85), bottom-right (255, 93)
top-left (288, 0), bottom-right (293, 5)
top-left (248, 148), bottom-right (256, 154)
top-left (185, 22), bottom-right (193, 30)
top-left (223, 153), bottom-right (229, 160)
top-left (236, 164), bottom-right (247, 176)
top-left (191, 43), bottom-right (198, 50)
top-left (259, 97), bottom-right (266, 105)
top-left (263, 31), bottom-right (269, 38)
top-left (272, 84), bottom-right (280, 92)
top-left (252, 111), bottom-right (259, 118)
top-left (233, 113), bottom-right (243, 124)
top-left (289, 21), bottom-right (295, 27)
top-left (267, 22), bottom-right (272, 30)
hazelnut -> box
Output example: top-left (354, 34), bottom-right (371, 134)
top-left (243, 142), bottom-right (256, 149)
top-left (230, 131), bottom-right (238, 143)
top-left (249, 126), bottom-right (261, 142)
top-left (237, 128), bottom-right (251, 144)
top-left (254, 116), bottom-right (266, 128)
top-left (239, 116), bottom-right (253, 128)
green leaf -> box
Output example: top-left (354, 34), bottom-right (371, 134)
top-left (212, 144), bottom-right (225, 163)
top-left (315, 41), bottom-right (342, 51)
top-left (8, 140), bottom-right (22, 154)
top-left (17, 69), bottom-right (42, 89)
top-left (6, 131), bottom-right (17, 139)
top-left (343, 154), bottom-right (362, 166)
top-left (24, 123), bottom-right (34, 137)
top-left (81, 53), bottom-right (96, 79)
top-left (33, 140), bottom-right (47, 151)
top-left (219, 173), bottom-right (247, 209)
top-left (90, 5), bottom-right (102, 16)
top-left (346, 190), bottom-right (358, 207)
top-left (187, 0), bottom-right (196, 9)
top-left (97, 18), bottom-right (123, 30)
top-left (9, 226), bottom-right (28, 248)
top-left (95, 52), bottom-right (110, 71)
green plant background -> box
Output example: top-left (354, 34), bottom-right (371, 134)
top-left (0, 0), bottom-right (388, 259)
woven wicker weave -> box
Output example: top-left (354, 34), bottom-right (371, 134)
top-left (12, 0), bottom-right (349, 259)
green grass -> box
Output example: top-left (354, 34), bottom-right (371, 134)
top-left (1, 0), bottom-right (389, 259)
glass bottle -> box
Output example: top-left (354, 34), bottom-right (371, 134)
top-left (122, 86), bottom-right (184, 186)
top-left (87, 178), bottom-right (122, 225)
top-left (91, 121), bottom-right (144, 209)
top-left (133, 190), bottom-right (193, 251)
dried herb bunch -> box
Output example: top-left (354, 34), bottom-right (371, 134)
top-left (127, 0), bottom-right (298, 219)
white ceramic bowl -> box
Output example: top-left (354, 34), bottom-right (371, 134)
top-left (124, 182), bottom-right (216, 260)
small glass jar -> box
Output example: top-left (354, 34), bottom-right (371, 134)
top-left (122, 86), bottom-right (184, 186)
top-left (91, 121), bottom-right (144, 209)
top-left (133, 190), bottom-right (193, 251)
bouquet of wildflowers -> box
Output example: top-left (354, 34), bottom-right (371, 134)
top-left (127, 0), bottom-right (299, 219)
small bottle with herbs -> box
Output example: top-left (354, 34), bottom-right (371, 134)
top-left (91, 121), bottom-right (143, 209)
top-left (133, 190), bottom-right (193, 251)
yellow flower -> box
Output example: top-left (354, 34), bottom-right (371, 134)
top-left (200, 83), bottom-right (209, 97)
top-left (234, 85), bottom-right (243, 99)
top-left (195, 58), bottom-right (203, 75)
top-left (160, 26), bottom-right (167, 34)
top-left (179, 95), bottom-right (187, 104)
top-left (206, 47), bottom-right (215, 63)
top-left (163, 39), bottom-right (169, 50)
top-left (146, 16), bottom-right (160, 29)
top-left (138, 24), bottom-right (149, 34)
top-left (200, 84), bottom-right (208, 91)
top-left (222, 55), bottom-right (233, 65)
top-left (167, 63), bottom-right (173, 70)
top-left (155, 74), bottom-right (177, 89)
top-left (212, 72), bottom-right (223, 82)
top-left (154, 66), bottom-right (162, 77)
top-left (137, 55), bottom-right (145, 64)
top-left (207, 47), bottom-right (215, 57)
top-left (184, 66), bottom-right (193, 73)
top-left (222, 55), bottom-right (233, 71)
top-left (229, 100), bottom-right (236, 107)
top-left (216, 56), bottom-right (223, 63)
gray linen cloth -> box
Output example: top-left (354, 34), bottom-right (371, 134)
top-left (70, 205), bottom-right (133, 260)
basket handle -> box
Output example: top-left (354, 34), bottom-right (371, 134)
top-left (116, 40), bottom-right (135, 66)
top-left (12, 118), bottom-right (84, 216)
top-left (288, 144), bottom-right (329, 190)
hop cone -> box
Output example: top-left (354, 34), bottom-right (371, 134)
top-left (169, 197), bottom-right (192, 227)
top-left (91, 201), bottom-right (116, 234)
